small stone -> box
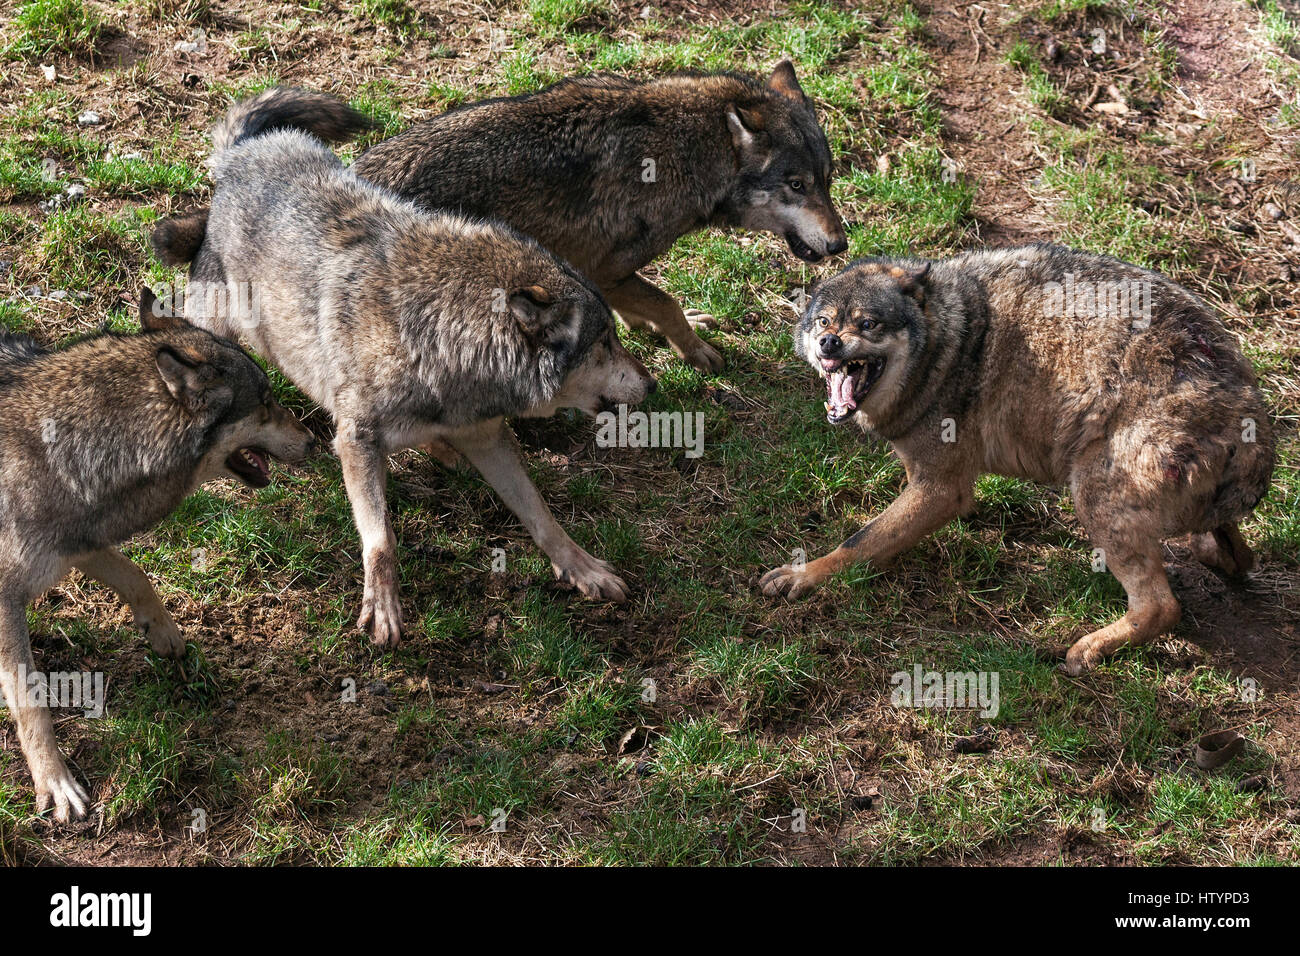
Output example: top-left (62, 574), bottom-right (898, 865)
top-left (64, 183), bottom-right (85, 201)
top-left (25, 285), bottom-right (42, 298)
top-left (1262, 202), bottom-right (1285, 221)
top-left (41, 64), bottom-right (56, 81)
top-left (78, 110), bottom-right (101, 127)
top-left (175, 27), bottom-right (208, 55)
top-left (48, 290), bottom-right (68, 301)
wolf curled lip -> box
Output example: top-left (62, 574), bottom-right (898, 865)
top-left (0, 313), bottom-right (315, 822)
top-left (152, 88), bottom-right (656, 648)
top-left (762, 245), bottom-right (1275, 674)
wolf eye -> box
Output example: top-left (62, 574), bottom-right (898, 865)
top-left (816, 315), bottom-right (830, 328)
top-left (788, 177), bottom-right (805, 192)
top-left (860, 319), bottom-right (875, 331)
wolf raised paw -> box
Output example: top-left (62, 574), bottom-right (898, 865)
top-left (141, 613), bottom-right (185, 658)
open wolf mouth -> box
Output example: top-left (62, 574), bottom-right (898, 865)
top-left (226, 446), bottom-right (271, 488)
top-left (784, 230), bottom-right (824, 263)
top-left (821, 357), bottom-right (885, 424)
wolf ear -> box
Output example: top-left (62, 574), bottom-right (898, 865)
top-left (156, 346), bottom-right (230, 415)
top-left (509, 285), bottom-right (558, 338)
top-left (894, 262), bottom-right (931, 303)
top-left (766, 60), bottom-right (807, 103)
top-left (139, 286), bottom-right (183, 332)
top-left (726, 104), bottom-right (767, 153)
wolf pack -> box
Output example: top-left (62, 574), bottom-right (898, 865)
top-left (0, 63), bottom-right (1275, 823)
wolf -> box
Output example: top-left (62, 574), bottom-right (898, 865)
top-left (152, 88), bottom-right (656, 648)
top-left (163, 66), bottom-right (847, 374)
top-left (0, 302), bottom-right (315, 821)
top-left (343, 61), bottom-right (848, 373)
top-left (760, 245), bottom-right (1275, 674)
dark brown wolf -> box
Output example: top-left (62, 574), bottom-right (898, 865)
top-left (762, 245), bottom-right (1275, 674)
top-left (351, 62), bottom-right (848, 373)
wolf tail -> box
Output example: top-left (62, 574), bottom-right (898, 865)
top-left (154, 90), bottom-right (375, 267)
top-left (1206, 417), bottom-right (1276, 526)
top-left (151, 208), bottom-right (209, 266)
top-left (210, 86), bottom-right (377, 157)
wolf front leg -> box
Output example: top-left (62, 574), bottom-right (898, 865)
top-left (605, 273), bottom-right (724, 374)
top-left (75, 548), bottom-right (184, 658)
top-left (451, 421), bottom-right (629, 603)
top-left (0, 597), bottom-right (90, 822)
top-left (760, 479), bottom-right (972, 600)
top-left (336, 422), bottom-right (404, 647)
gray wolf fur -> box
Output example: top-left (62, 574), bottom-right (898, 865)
top-left (153, 88), bottom-right (656, 648)
top-left (347, 62), bottom-right (849, 373)
top-left (761, 245), bottom-right (1275, 674)
top-left (0, 304), bottom-right (314, 822)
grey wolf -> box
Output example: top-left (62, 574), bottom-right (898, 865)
top-left (0, 300), bottom-right (314, 821)
top-left (760, 245), bottom-right (1275, 674)
top-left (348, 61), bottom-right (847, 373)
top-left (152, 88), bottom-right (655, 648)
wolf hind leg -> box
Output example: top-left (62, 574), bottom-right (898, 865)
top-left (605, 274), bottom-right (723, 374)
top-left (0, 598), bottom-right (90, 822)
top-left (1063, 535), bottom-right (1181, 675)
top-left (75, 548), bottom-right (184, 658)
top-left (1189, 523), bottom-right (1256, 579)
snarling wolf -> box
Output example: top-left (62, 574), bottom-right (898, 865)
top-left (761, 245), bottom-right (1275, 674)
top-left (152, 88), bottom-right (656, 648)
top-left (0, 303), bottom-right (314, 821)
top-left (348, 62), bottom-right (847, 373)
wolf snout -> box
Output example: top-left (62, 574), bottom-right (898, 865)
top-left (825, 236), bottom-right (848, 256)
top-left (818, 333), bottom-right (843, 357)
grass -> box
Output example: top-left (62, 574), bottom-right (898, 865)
top-left (0, 0), bottom-right (1297, 867)
top-left (4, 0), bottom-right (101, 59)
top-left (1005, 40), bottom-right (1069, 116)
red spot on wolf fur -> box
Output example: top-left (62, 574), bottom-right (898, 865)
top-left (1164, 463), bottom-right (1182, 481)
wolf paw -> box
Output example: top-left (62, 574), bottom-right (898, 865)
top-left (683, 308), bottom-right (719, 331)
top-left (141, 614), bottom-right (185, 659)
top-left (554, 552), bottom-right (629, 603)
top-left (1060, 642), bottom-right (1100, 677)
top-left (35, 760), bottom-right (90, 824)
top-left (682, 339), bottom-right (724, 374)
top-left (759, 564), bottom-right (824, 600)
top-left (358, 587), bottom-right (404, 648)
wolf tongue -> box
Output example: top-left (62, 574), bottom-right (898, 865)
top-left (828, 369), bottom-right (856, 410)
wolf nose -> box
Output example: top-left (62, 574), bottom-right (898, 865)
top-left (818, 333), bottom-right (842, 356)
top-left (826, 237), bottom-right (848, 256)
top-left (645, 377), bottom-right (657, 395)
